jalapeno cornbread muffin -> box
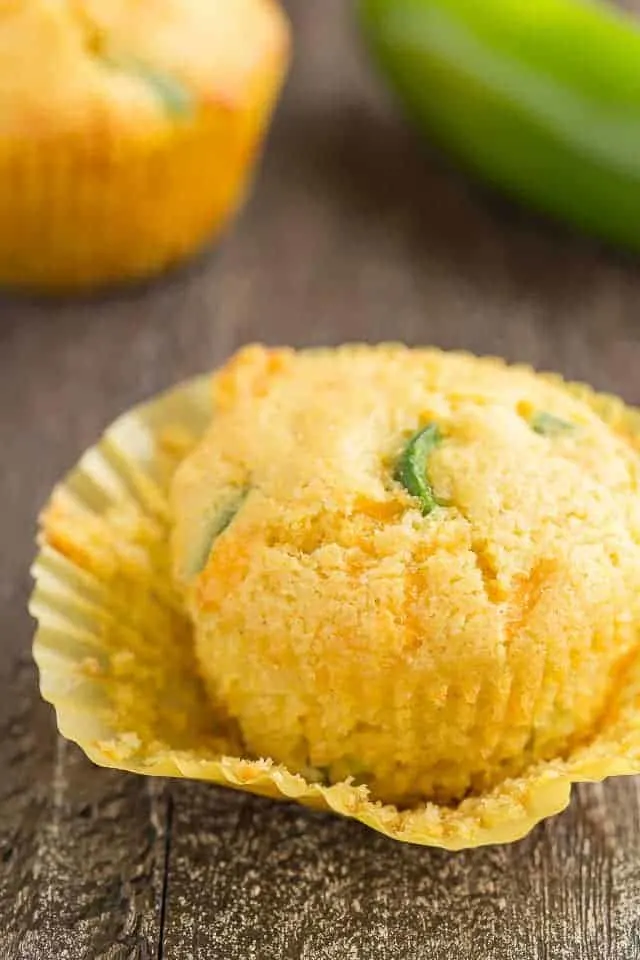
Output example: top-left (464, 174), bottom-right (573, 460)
top-left (171, 345), bottom-right (640, 806)
top-left (0, 0), bottom-right (289, 292)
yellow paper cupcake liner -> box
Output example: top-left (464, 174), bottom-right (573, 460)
top-left (0, 56), bottom-right (286, 294)
top-left (30, 364), bottom-right (640, 849)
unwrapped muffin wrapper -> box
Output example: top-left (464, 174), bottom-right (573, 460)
top-left (31, 369), bottom-right (640, 849)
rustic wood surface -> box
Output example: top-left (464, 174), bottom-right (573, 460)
top-left (2, 1), bottom-right (640, 957)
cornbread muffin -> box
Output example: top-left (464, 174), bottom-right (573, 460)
top-left (171, 345), bottom-right (640, 805)
top-left (0, 0), bottom-right (289, 292)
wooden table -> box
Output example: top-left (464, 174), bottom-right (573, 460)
top-left (2, 2), bottom-right (640, 957)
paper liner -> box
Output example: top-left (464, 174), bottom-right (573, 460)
top-left (31, 367), bottom-right (640, 849)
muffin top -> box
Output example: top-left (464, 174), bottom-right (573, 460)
top-left (171, 345), bottom-right (640, 802)
top-left (174, 343), bottom-right (640, 589)
top-left (0, 0), bottom-right (289, 137)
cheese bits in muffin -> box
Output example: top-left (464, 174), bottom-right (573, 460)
top-left (0, 0), bottom-right (289, 292)
top-left (171, 345), bottom-right (640, 805)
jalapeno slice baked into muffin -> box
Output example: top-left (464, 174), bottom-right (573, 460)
top-left (170, 345), bottom-right (640, 806)
top-left (0, 0), bottom-right (289, 292)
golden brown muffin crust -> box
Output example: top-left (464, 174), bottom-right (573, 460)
top-left (172, 345), bottom-right (640, 803)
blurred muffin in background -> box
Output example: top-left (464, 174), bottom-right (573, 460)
top-left (0, 0), bottom-right (290, 294)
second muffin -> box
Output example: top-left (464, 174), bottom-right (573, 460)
top-left (0, 0), bottom-right (289, 292)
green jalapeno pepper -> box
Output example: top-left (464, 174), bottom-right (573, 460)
top-left (530, 411), bottom-right (574, 436)
top-left (187, 489), bottom-right (247, 577)
top-left (101, 55), bottom-right (194, 117)
top-left (395, 423), bottom-right (442, 515)
top-left (359, 0), bottom-right (640, 251)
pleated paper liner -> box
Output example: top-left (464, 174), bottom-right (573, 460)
top-left (0, 82), bottom-right (282, 294)
top-left (30, 368), bottom-right (640, 850)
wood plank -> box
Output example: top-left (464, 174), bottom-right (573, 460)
top-left (160, 779), bottom-right (640, 960)
top-left (0, 659), bottom-right (169, 959)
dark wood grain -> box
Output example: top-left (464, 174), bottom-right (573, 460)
top-left (1, 0), bottom-right (640, 956)
top-left (160, 779), bottom-right (640, 960)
